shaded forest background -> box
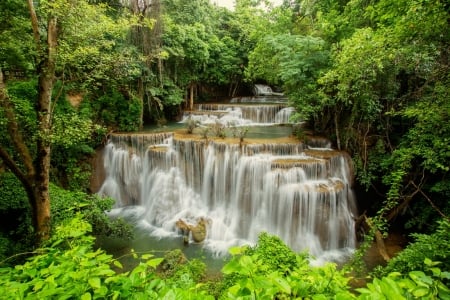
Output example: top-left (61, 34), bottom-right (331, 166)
top-left (0, 0), bottom-right (449, 298)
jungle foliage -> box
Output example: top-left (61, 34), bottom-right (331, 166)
top-left (243, 0), bottom-right (450, 237)
top-left (0, 226), bottom-right (449, 299)
top-left (0, 0), bottom-right (449, 297)
top-left (0, 173), bottom-right (132, 266)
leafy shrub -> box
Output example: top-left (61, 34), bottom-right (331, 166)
top-left (200, 126), bottom-right (210, 139)
top-left (0, 216), bottom-right (213, 300)
top-left (374, 219), bottom-right (450, 277)
top-left (49, 184), bottom-right (133, 241)
top-left (185, 116), bottom-right (199, 134)
top-left (91, 88), bottom-right (142, 132)
top-left (245, 232), bottom-right (298, 273)
top-left (211, 120), bottom-right (226, 138)
top-left (0, 173), bottom-right (33, 265)
top-left (1, 79), bottom-right (38, 150)
top-left (358, 259), bottom-right (450, 299)
top-left (158, 249), bottom-right (207, 290)
top-left (221, 232), bottom-right (355, 299)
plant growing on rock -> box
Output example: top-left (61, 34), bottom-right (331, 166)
top-left (237, 126), bottom-right (249, 143)
top-left (199, 126), bottom-right (210, 140)
top-left (212, 120), bottom-right (226, 138)
top-left (185, 116), bottom-right (199, 134)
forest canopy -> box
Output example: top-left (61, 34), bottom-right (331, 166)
top-left (0, 0), bottom-right (449, 298)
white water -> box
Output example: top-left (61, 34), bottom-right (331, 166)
top-left (181, 104), bottom-right (295, 126)
top-left (98, 131), bottom-right (357, 262)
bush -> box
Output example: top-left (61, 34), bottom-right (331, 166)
top-left (158, 249), bottom-right (207, 290)
top-left (185, 116), bottom-right (199, 134)
top-left (91, 89), bottom-right (142, 132)
top-left (49, 184), bottom-right (133, 241)
top-left (0, 216), bottom-right (213, 299)
top-left (0, 173), bottom-right (34, 265)
top-left (358, 259), bottom-right (450, 299)
top-left (374, 219), bottom-right (450, 277)
top-left (221, 232), bottom-right (354, 299)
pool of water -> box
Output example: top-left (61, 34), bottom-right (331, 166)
top-left (98, 207), bottom-right (229, 275)
top-left (143, 122), bottom-right (293, 139)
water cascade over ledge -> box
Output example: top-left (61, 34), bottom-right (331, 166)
top-left (98, 131), bottom-right (357, 262)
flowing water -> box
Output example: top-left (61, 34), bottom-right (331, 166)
top-left (97, 99), bottom-right (357, 264)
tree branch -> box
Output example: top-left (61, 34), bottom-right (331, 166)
top-left (27, 0), bottom-right (41, 52)
top-left (410, 180), bottom-right (449, 221)
top-left (386, 170), bottom-right (425, 222)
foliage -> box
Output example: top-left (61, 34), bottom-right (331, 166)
top-left (0, 173), bottom-right (33, 264)
top-left (158, 249), bottom-right (206, 289)
top-left (0, 0), bottom-right (34, 71)
top-left (0, 216), bottom-right (214, 300)
top-left (244, 232), bottom-right (298, 273)
top-left (1, 226), bottom-right (449, 299)
top-left (358, 259), bottom-right (450, 300)
top-left (200, 126), bottom-right (210, 139)
top-left (0, 216), bottom-right (157, 299)
top-left (90, 88), bottom-right (142, 132)
top-left (247, 34), bottom-right (330, 121)
top-left (51, 0), bottom-right (141, 89)
top-left (185, 116), bottom-right (200, 134)
top-left (229, 124), bottom-right (249, 143)
top-left (49, 184), bottom-right (133, 241)
top-left (1, 79), bottom-right (38, 146)
top-left (310, 0), bottom-right (450, 232)
top-left (374, 219), bottom-right (450, 277)
top-left (211, 121), bottom-right (227, 139)
top-left (221, 232), bottom-right (355, 299)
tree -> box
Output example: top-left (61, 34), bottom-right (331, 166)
top-left (246, 34), bottom-right (330, 121)
top-left (316, 0), bottom-right (449, 238)
top-left (0, 0), bottom-right (133, 244)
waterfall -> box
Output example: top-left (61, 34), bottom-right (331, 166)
top-left (98, 132), bottom-right (357, 260)
top-left (181, 104), bottom-right (294, 125)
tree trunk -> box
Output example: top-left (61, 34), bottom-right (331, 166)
top-left (27, 0), bottom-right (58, 243)
top-left (189, 83), bottom-right (194, 110)
top-left (334, 111), bottom-right (341, 150)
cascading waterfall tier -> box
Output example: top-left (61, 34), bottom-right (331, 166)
top-left (181, 103), bottom-right (295, 125)
top-left (98, 132), bottom-right (357, 261)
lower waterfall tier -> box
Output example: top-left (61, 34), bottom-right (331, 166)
top-left (97, 132), bottom-right (357, 261)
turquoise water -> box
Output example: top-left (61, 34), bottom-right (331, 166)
top-left (97, 225), bottom-right (229, 275)
top-left (143, 122), bottom-right (293, 139)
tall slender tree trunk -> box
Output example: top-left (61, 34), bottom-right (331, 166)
top-left (28, 0), bottom-right (58, 243)
top-left (334, 111), bottom-right (341, 150)
top-left (189, 83), bottom-right (194, 110)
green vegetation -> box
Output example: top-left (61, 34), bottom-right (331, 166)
top-left (0, 0), bottom-right (449, 298)
top-left (1, 228), bottom-right (448, 298)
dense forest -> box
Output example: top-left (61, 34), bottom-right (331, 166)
top-left (0, 0), bottom-right (449, 298)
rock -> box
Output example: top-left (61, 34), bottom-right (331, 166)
top-left (175, 217), bottom-right (211, 243)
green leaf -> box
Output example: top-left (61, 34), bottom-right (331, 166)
top-left (141, 254), bottom-right (154, 260)
top-left (412, 287), bottom-right (429, 298)
top-left (229, 246), bottom-right (246, 256)
top-left (379, 277), bottom-right (405, 299)
top-left (146, 257), bottom-right (164, 268)
top-left (81, 293), bottom-right (92, 300)
top-left (88, 277), bottom-right (101, 289)
top-left (409, 271), bottom-right (433, 286)
top-left (222, 259), bottom-right (240, 275)
top-left (113, 260), bottom-right (123, 269)
top-left (271, 276), bottom-right (291, 294)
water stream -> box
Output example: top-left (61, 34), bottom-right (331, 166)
top-left (97, 98), bottom-right (357, 264)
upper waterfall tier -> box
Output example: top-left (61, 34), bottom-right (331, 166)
top-left (181, 103), bottom-right (295, 125)
top-left (98, 132), bottom-right (357, 259)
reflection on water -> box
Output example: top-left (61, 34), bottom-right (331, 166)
top-left (246, 125), bottom-right (292, 139)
